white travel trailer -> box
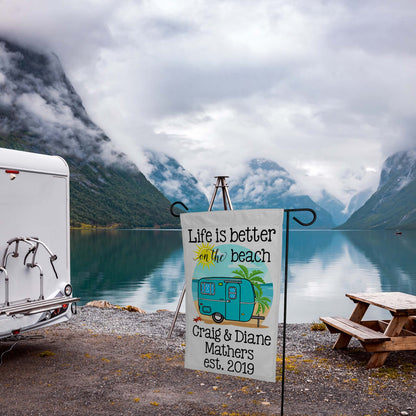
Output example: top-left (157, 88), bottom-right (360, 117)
top-left (0, 148), bottom-right (78, 339)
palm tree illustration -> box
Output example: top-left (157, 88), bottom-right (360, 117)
top-left (231, 264), bottom-right (271, 315)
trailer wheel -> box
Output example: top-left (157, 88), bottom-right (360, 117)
top-left (212, 312), bottom-right (224, 323)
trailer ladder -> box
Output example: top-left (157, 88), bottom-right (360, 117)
top-left (1, 236), bottom-right (63, 306)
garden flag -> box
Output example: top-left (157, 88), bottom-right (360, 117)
top-left (181, 209), bottom-right (283, 382)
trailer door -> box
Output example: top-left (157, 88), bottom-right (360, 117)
top-left (225, 283), bottom-right (240, 321)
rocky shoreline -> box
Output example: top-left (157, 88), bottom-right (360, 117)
top-left (0, 305), bottom-right (415, 415)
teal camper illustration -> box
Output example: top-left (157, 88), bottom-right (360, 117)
top-left (197, 277), bottom-right (256, 323)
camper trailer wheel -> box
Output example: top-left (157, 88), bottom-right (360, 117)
top-left (212, 312), bottom-right (224, 323)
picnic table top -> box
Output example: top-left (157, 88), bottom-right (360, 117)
top-left (346, 292), bottom-right (416, 315)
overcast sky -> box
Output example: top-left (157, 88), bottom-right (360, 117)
top-left (1, 0), bottom-right (415, 204)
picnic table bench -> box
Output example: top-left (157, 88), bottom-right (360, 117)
top-left (321, 292), bottom-right (416, 368)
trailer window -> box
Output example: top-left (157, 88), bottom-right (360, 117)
top-left (200, 282), bottom-right (215, 295)
top-left (228, 286), bottom-right (237, 300)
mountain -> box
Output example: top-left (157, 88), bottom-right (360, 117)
top-left (316, 190), bottom-right (348, 226)
top-left (340, 149), bottom-right (416, 229)
top-left (0, 38), bottom-right (177, 228)
top-left (344, 188), bottom-right (374, 219)
top-left (144, 150), bottom-right (209, 212)
top-left (227, 158), bottom-right (335, 228)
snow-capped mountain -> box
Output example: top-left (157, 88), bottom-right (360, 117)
top-left (144, 150), bottom-right (209, 212)
top-left (344, 188), bottom-right (374, 218)
top-left (316, 190), bottom-right (348, 226)
top-left (340, 149), bottom-right (416, 229)
top-left (227, 158), bottom-right (335, 228)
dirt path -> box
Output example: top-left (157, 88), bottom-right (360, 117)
top-left (0, 309), bottom-right (415, 415)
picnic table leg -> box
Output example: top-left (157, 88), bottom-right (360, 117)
top-left (333, 301), bottom-right (369, 349)
top-left (366, 315), bottom-right (408, 369)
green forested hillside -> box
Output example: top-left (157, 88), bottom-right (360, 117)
top-left (340, 150), bottom-right (416, 230)
top-left (339, 179), bottom-right (416, 230)
top-left (0, 38), bottom-right (178, 228)
top-left (0, 134), bottom-right (179, 228)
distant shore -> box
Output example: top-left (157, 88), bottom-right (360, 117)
top-left (70, 224), bottom-right (180, 230)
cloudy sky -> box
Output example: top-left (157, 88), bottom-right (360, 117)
top-left (1, 0), bottom-right (415, 205)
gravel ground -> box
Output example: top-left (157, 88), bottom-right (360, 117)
top-left (0, 305), bottom-right (415, 415)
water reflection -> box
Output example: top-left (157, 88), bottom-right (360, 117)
top-left (70, 229), bottom-right (416, 323)
top-left (283, 231), bottom-right (384, 323)
top-left (70, 230), bottom-right (184, 311)
top-left (342, 230), bottom-right (416, 293)
top-left (283, 230), bottom-right (416, 323)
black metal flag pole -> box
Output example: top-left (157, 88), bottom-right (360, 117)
top-left (167, 201), bottom-right (189, 339)
top-left (167, 180), bottom-right (317, 416)
top-left (280, 208), bottom-right (316, 416)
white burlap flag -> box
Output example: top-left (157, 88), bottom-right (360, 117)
top-left (181, 209), bottom-right (283, 382)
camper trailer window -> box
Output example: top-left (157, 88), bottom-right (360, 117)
top-left (228, 286), bottom-right (237, 300)
top-left (201, 282), bottom-right (215, 296)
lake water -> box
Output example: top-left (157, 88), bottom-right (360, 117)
top-left (70, 229), bottom-right (416, 323)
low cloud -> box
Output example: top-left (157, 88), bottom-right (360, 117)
top-left (0, 0), bottom-right (415, 204)
top-left (0, 40), bottom-right (123, 163)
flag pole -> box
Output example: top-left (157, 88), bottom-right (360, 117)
top-left (167, 183), bottom-right (317, 416)
top-left (280, 208), bottom-right (316, 415)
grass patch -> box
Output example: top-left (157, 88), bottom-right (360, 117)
top-left (310, 322), bottom-right (327, 331)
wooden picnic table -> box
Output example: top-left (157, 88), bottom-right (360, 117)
top-left (321, 292), bottom-right (416, 368)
